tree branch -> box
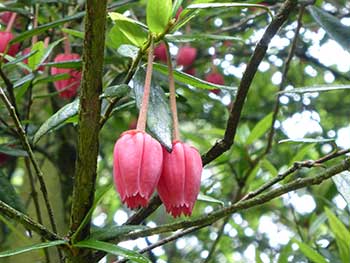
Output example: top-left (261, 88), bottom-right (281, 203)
top-left (201, 0), bottom-right (298, 165)
top-left (69, 0), bottom-right (108, 249)
top-left (0, 200), bottom-right (62, 241)
top-left (116, 157), bottom-right (350, 241)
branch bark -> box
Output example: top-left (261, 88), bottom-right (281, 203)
top-left (201, 0), bottom-right (298, 165)
top-left (68, 0), bottom-right (107, 261)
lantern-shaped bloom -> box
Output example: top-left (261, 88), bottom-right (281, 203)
top-left (205, 72), bottom-right (224, 94)
top-left (51, 53), bottom-right (82, 99)
top-left (113, 130), bottom-right (163, 209)
top-left (176, 46), bottom-right (197, 67)
top-left (0, 32), bottom-right (20, 58)
top-left (157, 141), bottom-right (202, 217)
top-left (154, 43), bottom-right (167, 63)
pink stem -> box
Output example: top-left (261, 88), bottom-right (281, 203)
top-left (6, 13), bottom-right (17, 32)
top-left (165, 42), bottom-right (180, 142)
top-left (136, 37), bottom-right (155, 132)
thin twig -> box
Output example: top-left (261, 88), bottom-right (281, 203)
top-left (201, 0), bottom-right (298, 165)
top-left (0, 87), bottom-right (58, 234)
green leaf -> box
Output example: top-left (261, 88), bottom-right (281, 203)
top-left (172, 0), bottom-right (184, 17)
top-left (278, 138), bottom-right (334, 144)
top-left (0, 240), bottom-right (67, 258)
top-left (132, 68), bottom-right (173, 151)
top-left (165, 33), bottom-right (243, 43)
top-left (61, 28), bottom-right (84, 39)
top-left (0, 171), bottom-right (25, 212)
top-left (147, 0), bottom-right (172, 34)
top-left (308, 6), bottom-right (350, 52)
top-left (74, 239), bottom-right (150, 263)
top-left (280, 85), bottom-right (350, 94)
top-left (13, 74), bottom-right (35, 89)
top-left (90, 225), bottom-right (149, 241)
top-left (289, 144), bottom-right (315, 165)
top-left (332, 171), bottom-right (350, 211)
top-left (197, 193), bottom-right (224, 206)
top-left (246, 113), bottom-right (273, 145)
top-left (108, 12), bottom-right (148, 49)
top-left (43, 60), bottom-right (82, 69)
top-left (294, 239), bottom-right (328, 263)
top-left (33, 73), bottom-right (70, 87)
top-left (153, 63), bottom-right (236, 91)
top-left (33, 100), bottom-right (79, 144)
top-left (261, 159), bottom-right (278, 177)
top-left (325, 207), bottom-right (350, 263)
top-left (255, 248), bottom-right (263, 263)
top-left (10, 12), bottom-right (85, 45)
top-left (117, 44), bottom-right (140, 59)
top-left (27, 41), bottom-right (45, 70)
top-left (0, 145), bottom-right (28, 157)
top-left (100, 84), bottom-right (130, 99)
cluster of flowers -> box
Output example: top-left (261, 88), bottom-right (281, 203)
top-left (0, 12), bottom-right (81, 99)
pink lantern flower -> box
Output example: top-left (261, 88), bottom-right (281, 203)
top-left (158, 141), bottom-right (202, 217)
top-left (205, 72), bottom-right (224, 94)
top-left (113, 130), bottom-right (163, 209)
top-left (51, 53), bottom-right (82, 99)
top-left (154, 43), bottom-right (167, 63)
top-left (176, 46), bottom-right (197, 67)
top-left (0, 32), bottom-right (20, 58)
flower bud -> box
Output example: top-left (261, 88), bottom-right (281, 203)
top-left (0, 32), bottom-right (20, 58)
top-left (51, 53), bottom-right (82, 99)
top-left (157, 141), bottom-right (202, 217)
top-left (176, 46), bottom-right (197, 67)
top-left (113, 130), bottom-right (163, 209)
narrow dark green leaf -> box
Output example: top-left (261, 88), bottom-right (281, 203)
top-left (0, 171), bottom-right (25, 212)
top-left (246, 113), bottom-right (273, 145)
top-left (33, 73), bottom-right (70, 86)
top-left (172, 0), bottom-right (184, 17)
top-left (278, 138), bottom-right (334, 144)
top-left (0, 7), bottom-right (32, 17)
top-left (325, 207), bottom-right (350, 263)
top-left (332, 171), bottom-right (350, 211)
top-left (278, 242), bottom-right (292, 263)
top-left (197, 193), bottom-right (224, 206)
top-left (165, 33), bottom-right (243, 43)
top-left (308, 6), bottom-right (350, 52)
top-left (42, 60), bottom-right (82, 69)
top-left (33, 100), bottom-right (79, 144)
top-left (100, 84), bottom-right (130, 99)
top-left (294, 239), bottom-right (328, 263)
top-left (13, 73), bottom-right (35, 89)
top-left (147, 0), bottom-right (172, 33)
top-left (261, 159), bottom-right (278, 177)
top-left (74, 239), bottom-right (150, 263)
top-left (255, 248), bottom-right (263, 263)
top-left (0, 240), bottom-right (67, 258)
top-left (90, 225), bottom-right (149, 241)
top-left (39, 38), bottom-right (65, 67)
top-left (108, 12), bottom-right (148, 49)
top-left (132, 68), bottom-right (173, 151)
top-left (280, 85), bottom-right (350, 94)
top-left (153, 63), bottom-right (236, 92)
top-left (289, 144), bottom-right (315, 166)
top-left (10, 12), bottom-right (85, 44)
top-left (0, 145), bottom-right (28, 157)
top-left (61, 28), bottom-right (84, 39)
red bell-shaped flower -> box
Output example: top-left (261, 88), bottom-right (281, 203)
top-left (158, 141), bottom-right (202, 217)
top-left (205, 72), bottom-right (224, 94)
top-left (113, 130), bottom-right (163, 209)
top-left (154, 43), bottom-right (167, 63)
top-left (176, 46), bottom-right (197, 67)
top-left (51, 53), bottom-right (82, 99)
top-left (0, 32), bottom-right (20, 58)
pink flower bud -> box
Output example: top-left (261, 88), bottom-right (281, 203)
top-left (205, 72), bottom-right (224, 94)
top-left (0, 12), bottom-right (23, 29)
top-left (154, 43), bottom-right (167, 63)
top-left (113, 130), bottom-right (163, 209)
top-left (0, 32), bottom-right (20, 58)
top-left (51, 53), bottom-right (82, 99)
top-left (158, 141), bottom-right (202, 217)
top-left (176, 46), bottom-right (197, 67)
